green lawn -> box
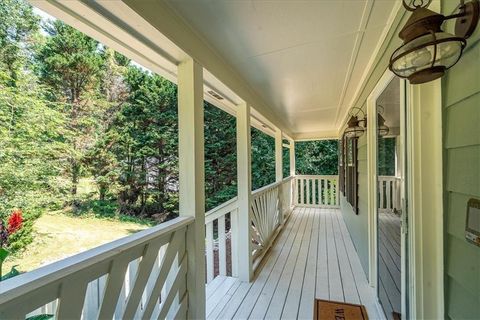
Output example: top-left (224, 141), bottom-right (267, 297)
top-left (4, 211), bottom-right (149, 273)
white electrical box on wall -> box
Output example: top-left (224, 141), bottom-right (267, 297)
top-left (466, 198), bottom-right (480, 247)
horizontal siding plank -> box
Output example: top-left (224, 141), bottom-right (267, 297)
top-left (443, 40), bottom-right (480, 107)
top-left (446, 276), bottom-right (480, 320)
top-left (445, 234), bottom-right (480, 298)
top-left (446, 146), bottom-right (480, 196)
top-left (445, 93), bottom-right (480, 149)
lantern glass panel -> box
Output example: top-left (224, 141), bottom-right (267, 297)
top-left (391, 32), bottom-right (463, 77)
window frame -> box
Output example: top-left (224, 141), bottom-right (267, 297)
top-left (341, 133), bottom-right (359, 214)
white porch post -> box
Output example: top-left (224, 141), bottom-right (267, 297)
top-left (236, 101), bottom-right (253, 282)
top-left (275, 129), bottom-right (284, 223)
top-left (290, 140), bottom-right (296, 206)
top-left (290, 140), bottom-right (296, 176)
top-left (178, 58), bottom-right (205, 319)
top-left (275, 129), bottom-right (283, 182)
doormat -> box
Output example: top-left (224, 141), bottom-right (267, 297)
top-left (314, 299), bottom-right (369, 320)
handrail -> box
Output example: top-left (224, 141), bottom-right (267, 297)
top-left (0, 216), bottom-right (194, 305)
top-left (205, 197), bottom-right (238, 224)
top-left (295, 174), bottom-right (339, 179)
top-left (251, 176), bottom-right (293, 197)
top-left (205, 176), bottom-right (295, 212)
top-left (378, 175), bottom-right (400, 180)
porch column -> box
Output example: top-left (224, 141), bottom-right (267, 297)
top-left (275, 129), bottom-right (284, 223)
top-left (290, 140), bottom-right (296, 206)
top-left (275, 129), bottom-right (283, 182)
top-left (236, 101), bottom-right (253, 282)
top-left (178, 58), bottom-right (205, 319)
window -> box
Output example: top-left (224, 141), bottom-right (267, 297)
top-left (340, 134), bottom-right (359, 214)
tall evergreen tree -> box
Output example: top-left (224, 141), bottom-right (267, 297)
top-left (106, 66), bottom-right (178, 217)
top-left (295, 140), bottom-right (338, 175)
top-left (251, 128), bottom-right (276, 190)
top-left (0, 0), bottom-right (40, 85)
top-left (0, 1), bottom-right (67, 251)
top-left (204, 102), bottom-right (237, 210)
top-left (37, 20), bottom-right (104, 197)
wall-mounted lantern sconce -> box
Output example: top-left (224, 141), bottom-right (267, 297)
top-left (389, 0), bottom-right (479, 84)
top-left (344, 108), bottom-right (366, 138)
top-left (344, 106), bottom-right (390, 138)
top-left (377, 105), bottom-right (390, 137)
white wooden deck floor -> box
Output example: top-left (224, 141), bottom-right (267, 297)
top-left (378, 211), bottom-right (401, 318)
top-left (205, 207), bottom-right (382, 320)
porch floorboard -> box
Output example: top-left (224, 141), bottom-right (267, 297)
top-left (205, 207), bottom-right (382, 319)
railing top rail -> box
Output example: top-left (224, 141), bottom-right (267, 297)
top-left (378, 175), bottom-right (400, 180)
top-left (251, 180), bottom-right (283, 197)
top-left (204, 176), bottom-right (294, 222)
top-left (0, 216), bottom-right (194, 304)
top-left (205, 197), bottom-right (239, 224)
top-left (295, 174), bottom-right (339, 179)
top-left (205, 197), bottom-right (238, 217)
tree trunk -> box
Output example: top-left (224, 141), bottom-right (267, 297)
top-left (99, 185), bottom-right (106, 201)
top-left (71, 162), bottom-right (79, 195)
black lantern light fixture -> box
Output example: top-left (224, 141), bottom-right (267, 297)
top-left (377, 105), bottom-right (390, 137)
top-left (389, 0), bottom-right (479, 84)
top-left (344, 108), bottom-right (366, 138)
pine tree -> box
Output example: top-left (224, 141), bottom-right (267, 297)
top-left (37, 20), bottom-right (104, 197)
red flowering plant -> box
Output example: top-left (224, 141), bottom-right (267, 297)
top-left (0, 209), bottom-right (23, 281)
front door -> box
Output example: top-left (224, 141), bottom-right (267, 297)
top-left (374, 77), bottom-right (408, 320)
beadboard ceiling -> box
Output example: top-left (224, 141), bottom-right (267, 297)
top-left (166, 0), bottom-right (399, 136)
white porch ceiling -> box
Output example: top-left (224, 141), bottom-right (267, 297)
top-left (166, 0), bottom-right (399, 136)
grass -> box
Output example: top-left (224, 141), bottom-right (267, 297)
top-left (4, 210), bottom-right (150, 273)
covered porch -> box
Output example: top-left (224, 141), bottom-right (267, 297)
top-left (0, 0), bottom-right (421, 319)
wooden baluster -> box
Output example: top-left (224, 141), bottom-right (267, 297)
top-left (312, 179), bottom-right (317, 206)
top-left (156, 254), bottom-right (187, 320)
top-left (317, 178), bottom-right (322, 206)
top-left (142, 229), bottom-right (184, 319)
top-left (122, 241), bottom-right (163, 319)
top-left (321, 179), bottom-right (326, 206)
top-left (300, 178), bottom-right (305, 205)
top-left (386, 180), bottom-right (392, 211)
top-left (97, 259), bottom-right (130, 319)
top-left (379, 180), bottom-right (385, 210)
top-left (57, 276), bottom-right (88, 319)
top-left (335, 178), bottom-right (339, 206)
top-left (305, 178), bottom-right (311, 205)
top-left (230, 209), bottom-right (239, 277)
top-left (218, 215), bottom-right (227, 276)
top-left (330, 179), bottom-right (335, 206)
top-left (206, 221), bottom-right (214, 283)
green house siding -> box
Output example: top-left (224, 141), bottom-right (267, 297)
top-left (442, 0), bottom-right (480, 318)
top-left (341, 133), bottom-right (369, 276)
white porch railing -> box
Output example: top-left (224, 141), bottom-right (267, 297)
top-left (251, 177), bottom-right (294, 262)
top-left (204, 197), bottom-right (238, 283)
top-left (294, 175), bottom-right (339, 208)
top-left (378, 176), bottom-right (401, 213)
top-left (0, 217), bottom-right (193, 320)
top-left (204, 177), bottom-right (295, 282)
top-left (0, 175), bottom-right (310, 318)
